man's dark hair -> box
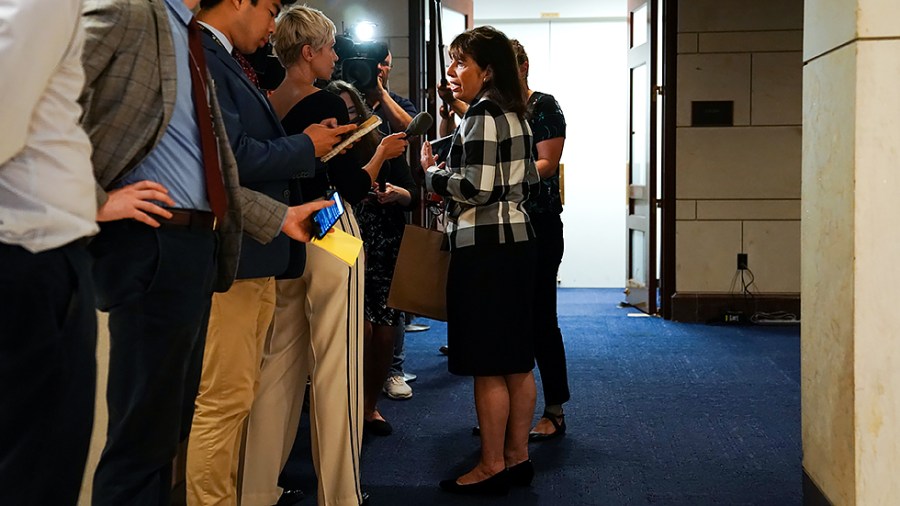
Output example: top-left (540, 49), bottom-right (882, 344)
top-left (200, 0), bottom-right (298, 8)
top-left (199, 0), bottom-right (251, 8)
top-left (449, 26), bottom-right (526, 117)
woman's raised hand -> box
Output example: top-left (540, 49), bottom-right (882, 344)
top-left (377, 132), bottom-right (409, 160)
top-left (420, 140), bottom-right (438, 170)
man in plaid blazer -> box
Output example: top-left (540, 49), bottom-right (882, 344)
top-left (79, 0), bottom-right (344, 504)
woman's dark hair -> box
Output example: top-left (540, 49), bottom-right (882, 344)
top-left (449, 26), bottom-right (526, 117)
top-left (510, 39), bottom-right (529, 81)
top-left (324, 80), bottom-right (381, 158)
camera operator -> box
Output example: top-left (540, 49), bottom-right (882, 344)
top-left (365, 50), bottom-right (418, 135)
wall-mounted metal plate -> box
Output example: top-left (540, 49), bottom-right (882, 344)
top-left (691, 101), bottom-right (734, 127)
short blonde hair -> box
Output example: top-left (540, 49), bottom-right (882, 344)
top-left (273, 5), bottom-right (336, 68)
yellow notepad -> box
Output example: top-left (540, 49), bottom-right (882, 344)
top-left (310, 228), bottom-right (363, 266)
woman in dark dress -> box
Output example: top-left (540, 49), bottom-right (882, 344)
top-left (421, 26), bottom-right (540, 495)
top-left (510, 39), bottom-right (571, 442)
top-left (325, 79), bottom-right (418, 437)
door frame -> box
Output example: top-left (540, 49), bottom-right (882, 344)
top-left (659, 0), bottom-right (677, 319)
top-left (625, 0), bottom-right (658, 314)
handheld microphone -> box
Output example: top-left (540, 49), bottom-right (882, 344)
top-left (404, 112), bottom-right (434, 137)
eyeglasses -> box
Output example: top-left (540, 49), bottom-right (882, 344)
top-left (379, 60), bottom-right (392, 69)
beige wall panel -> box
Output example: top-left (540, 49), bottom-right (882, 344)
top-left (388, 36), bottom-right (410, 58)
top-left (801, 42), bottom-right (857, 506)
top-left (675, 126), bottom-right (802, 199)
top-left (742, 220), bottom-right (800, 293)
top-left (854, 38), bottom-right (900, 506)
top-left (389, 56), bottom-right (411, 98)
top-left (858, 0), bottom-right (900, 38)
top-left (677, 54), bottom-right (751, 126)
top-left (699, 30), bottom-right (803, 53)
top-left (752, 52), bottom-right (803, 126)
top-left (696, 199), bottom-right (800, 220)
top-left (803, 0), bottom-right (856, 61)
top-left (678, 33), bottom-right (698, 54)
top-left (675, 221), bottom-right (742, 292)
top-left (314, 0), bottom-right (410, 38)
top-left (679, 0), bottom-right (803, 33)
top-left (676, 199), bottom-right (696, 220)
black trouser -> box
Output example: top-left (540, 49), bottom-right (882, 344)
top-left (89, 221), bottom-right (217, 506)
top-left (531, 212), bottom-right (570, 406)
top-left (0, 240), bottom-right (97, 506)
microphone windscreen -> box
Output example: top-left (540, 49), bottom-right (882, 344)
top-left (404, 112), bottom-right (434, 137)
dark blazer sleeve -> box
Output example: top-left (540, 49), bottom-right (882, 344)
top-left (203, 36), bottom-right (316, 184)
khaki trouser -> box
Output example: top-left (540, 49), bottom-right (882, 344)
top-left (240, 204), bottom-right (365, 506)
top-left (185, 277), bottom-right (276, 506)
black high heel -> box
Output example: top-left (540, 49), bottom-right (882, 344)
top-left (439, 469), bottom-right (511, 496)
top-left (529, 411), bottom-right (566, 442)
top-left (507, 459), bottom-right (534, 487)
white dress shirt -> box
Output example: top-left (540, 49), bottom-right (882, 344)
top-left (0, 0), bottom-right (98, 253)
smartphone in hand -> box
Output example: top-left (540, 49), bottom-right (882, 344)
top-left (313, 191), bottom-right (345, 239)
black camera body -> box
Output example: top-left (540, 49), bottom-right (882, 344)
top-left (334, 35), bottom-right (389, 92)
top-left (246, 42), bottom-right (285, 91)
top-left (244, 36), bottom-right (389, 92)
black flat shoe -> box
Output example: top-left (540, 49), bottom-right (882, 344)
top-left (364, 418), bottom-right (393, 436)
top-left (439, 469), bottom-right (511, 496)
top-left (507, 459), bottom-right (534, 487)
top-left (529, 411), bottom-right (566, 442)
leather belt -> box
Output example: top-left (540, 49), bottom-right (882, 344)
top-left (157, 209), bottom-right (217, 230)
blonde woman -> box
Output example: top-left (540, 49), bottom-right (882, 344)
top-left (240, 6), bottom-right (404, 506)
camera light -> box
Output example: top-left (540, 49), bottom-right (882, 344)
top-left (352, 21), bottom-right (377, 42)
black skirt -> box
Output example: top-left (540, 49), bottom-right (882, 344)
top-left (446, 240), bottom-right (537, 376)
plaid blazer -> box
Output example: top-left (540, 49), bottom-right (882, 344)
top-left (79, 0), bottom-right (287, 291)
top-left (426, 97), bottom-right (539, 250)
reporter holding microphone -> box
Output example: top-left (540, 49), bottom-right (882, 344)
top-left (421, 26), bottom-right (541, 496)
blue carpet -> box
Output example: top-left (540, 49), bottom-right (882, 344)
top-left (282, 288), bottom-right (801, 505)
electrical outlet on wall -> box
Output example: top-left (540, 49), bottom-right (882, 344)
top-left (737, 253), bottom-right (748, 270)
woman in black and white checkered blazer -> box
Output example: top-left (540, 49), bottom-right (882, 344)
top-left (421, 26), bottom-right (541, 496)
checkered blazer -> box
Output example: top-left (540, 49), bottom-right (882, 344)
top-left (79, 0), bottom-right (287, 291)
top-left (426, 97), bottom-right (539, 250)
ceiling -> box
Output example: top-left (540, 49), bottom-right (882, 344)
top-left (473, 0), bottom-right (627, 20)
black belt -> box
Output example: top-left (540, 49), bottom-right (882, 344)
top-left (157, 209), bottom-right (217, 230)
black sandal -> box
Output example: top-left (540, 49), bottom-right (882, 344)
top-left (528, 411), bottom-right (566, 442)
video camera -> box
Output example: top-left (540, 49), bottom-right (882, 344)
top-left (333, 35), bottom-right (389, 92)
top-left (246, 42), bottom-right (285, 91)
top-left (243, 35), bottom-right (389, 93)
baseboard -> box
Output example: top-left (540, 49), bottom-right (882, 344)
top-left (669, 292), bottom-right (800, 323)
top-left (803, 468), bottom-right (834, 506)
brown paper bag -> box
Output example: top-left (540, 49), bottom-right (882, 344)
top-left (387, 225), bottom-right (450, 321)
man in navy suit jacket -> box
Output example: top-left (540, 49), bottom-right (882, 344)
top-left (185, 1), bottom-right (356, 505)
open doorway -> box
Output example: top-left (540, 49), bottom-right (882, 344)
top-left (413, 0), bottom-right (676, 313)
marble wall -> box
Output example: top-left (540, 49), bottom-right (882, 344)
top-left (801, 0), bottom-right (900, 501)
top-left (675, 0), bottom-right (803, 294)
